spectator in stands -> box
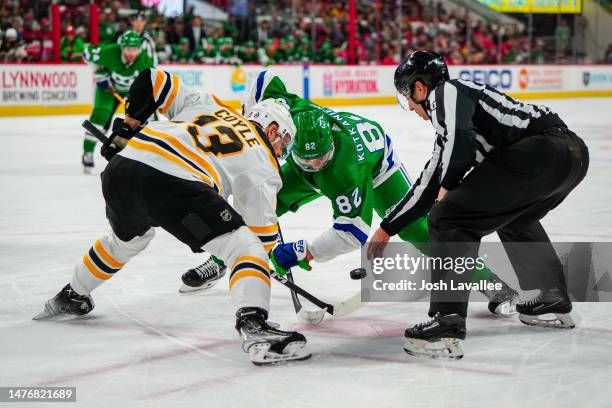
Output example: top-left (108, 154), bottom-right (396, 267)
top-left (76, 26), bottom-right (87, 42)
top-left (223, 14), bottom-right (239, 42)
top-left (184, 15), bottom-right (206, 53)
top-left (22, 19), bottom-right (41, 43)
top-left (166, 16), bottom-right (185, 45)
top-left (39, 17), bottom-right (54, 61)
top-left (60, 26), bottom-right (85, 62)
top-left (316, 40), bottom-right (336, 64)
top-left (258, 38), bottom-right (276, 65)
top-left (154, 34), bottom-right (172, 63)
top-left (5, 0), bottom-right (592, 66)
top-left (237, 40), bottom-right (258, 63)
top-left (0, 27), bottom-right (27, 61)
top-left (531, 37), bottom-right (545, 64)
top-left (555, 18), bottom-right (571, 57)
top-left (98, 10), bottom-right (116, 45)
top-left (252, 18), bottom-right (271, 45)
top-left (604, 43), bottom-right (612, 63)
top-left (295, 36), bottom-right (313, 63)
top-left (171, 37), bottom-right (192, 62)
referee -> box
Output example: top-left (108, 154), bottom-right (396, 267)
top-left (118, 11), bottom-right (157, 66)
top-left (367, 51), bottom-right (589, 359)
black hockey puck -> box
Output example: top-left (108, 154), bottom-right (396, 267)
top-left (350, 268), bottom-right (367, 280)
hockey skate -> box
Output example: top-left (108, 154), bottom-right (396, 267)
top-left (82, 152), bottom-right (94, 174)
top-left (179, 256), bottom-right (227, 293)
top-left (235, 307), bottom-right (311, 365)
top-left (516, 288), bottom-right (575, 329)
top-left (403, 313), bottom-right (466, 360)
top-left (33, 284), bottom-right (95, 320)
top-left (480, 274), bottom-right (519, 317)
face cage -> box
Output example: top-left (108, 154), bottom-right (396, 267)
top-left (396, 91), bottom-right (411, 111)
top-left (277, 129), bottom-right (294, 160)
top-left (292, 141), bottom-right (335, 172)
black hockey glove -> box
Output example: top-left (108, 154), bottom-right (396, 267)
top-left (100, 118), bottom-right (142, 161)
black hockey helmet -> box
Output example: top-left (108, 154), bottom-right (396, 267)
top-left (394, 51), bottom-right (449, 102)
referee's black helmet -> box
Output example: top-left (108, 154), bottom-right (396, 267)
top-left (394, 51), bottom-right (449, 99)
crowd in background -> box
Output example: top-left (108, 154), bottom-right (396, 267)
top-left (1, 0), bottom-right (611, 64)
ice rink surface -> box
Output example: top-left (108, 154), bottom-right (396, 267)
top-left (1, 99), bottom-right (612, 408)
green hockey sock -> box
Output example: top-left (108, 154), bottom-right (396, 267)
top-left (84, 139), bottom-right (97, 153)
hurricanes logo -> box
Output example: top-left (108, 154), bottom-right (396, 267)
top-left (583, 72), bottom-right (591, 86)
top-left (220, 209), bottom-right (232, 221)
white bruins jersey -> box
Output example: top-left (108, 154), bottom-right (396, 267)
top-left (120, 69), bottom-right (281, 250)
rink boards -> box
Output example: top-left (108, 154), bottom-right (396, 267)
top-left (0, 63), bottom-right (611, 116)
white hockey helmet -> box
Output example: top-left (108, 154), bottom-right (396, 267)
top-left (245, 98), bottom-right (296, 160)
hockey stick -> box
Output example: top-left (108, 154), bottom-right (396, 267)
top-left (269, 271), bottom-right (334, 315)
top-left (296, 289), bottom-right (363, 324)
top-left (276, 225), bottom-right (303, 314)
top-left (295, 268), bottom-right (365, 324)
top-left (275, 225), bottom-right (363, 322)
top-left (110, 88), bottom-right (126, 106)
top-left (82, 120), bottom-right (129, 148)
top-left (269, 270), bottom-right (364, 321)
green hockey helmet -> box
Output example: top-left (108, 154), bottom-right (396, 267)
top-left (291, 111), bottom-right (335, 172)
top-left (120, 30), bottom-right (142, 49)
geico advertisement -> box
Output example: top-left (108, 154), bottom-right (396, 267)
top-left (450, 65), bottom-right (570, 92)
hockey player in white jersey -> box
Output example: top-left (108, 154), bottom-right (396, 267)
top-left (34, 69), bottom-right (309, 365)
top-left (112, 68), bottom-right (294, 292)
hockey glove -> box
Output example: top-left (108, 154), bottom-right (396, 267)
top-left (270, 240), bottom-right (312, 276)
top-left (111, 117), bottom-right (141, 140)
top-left (100, 118), bottom-right (142, 161)
top-left (95, 74), bottom-right (112, 91)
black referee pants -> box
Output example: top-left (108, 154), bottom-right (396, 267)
top-left (427, 126), bottom-right (589, 317)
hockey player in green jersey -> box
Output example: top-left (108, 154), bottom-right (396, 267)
top-left (182, 70), bottom-right (519, 316)
top-left (81, 30), bottom-right (154, 173)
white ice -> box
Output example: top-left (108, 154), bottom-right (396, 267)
top-left (1, 99), bottom-right (611, 408)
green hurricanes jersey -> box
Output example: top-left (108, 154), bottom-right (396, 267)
top-left (84, 44), bottom-right (154, 95)
top-left (244, 71), bottom-right (401, 258)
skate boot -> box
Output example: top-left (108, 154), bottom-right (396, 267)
top-left (480, 274), bottom-right (519, 317)
top-left (179, 256), bottom-right (227, 293)
top-left (235, 307), bottom-right (311, 365)
top-left (517, 288), bottom-right (574, 329)
top-left (33, 284), bottom-right (95, 320)
top-left (403, 313), bottom-right (466, 360)
top-left (82, 152), bottom-right (94, 174)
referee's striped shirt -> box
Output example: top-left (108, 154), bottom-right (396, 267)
top-left (380, 79), bottom-right (565, 236)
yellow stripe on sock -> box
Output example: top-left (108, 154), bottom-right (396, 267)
top-left (229, 269), bottom-right (271, 290)
top-left (231, 255), bottom-right (270, 272)
top-left (94, 240), bottom-right (125, 269)
top-left (83, 254), bottom-right (112, 281)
